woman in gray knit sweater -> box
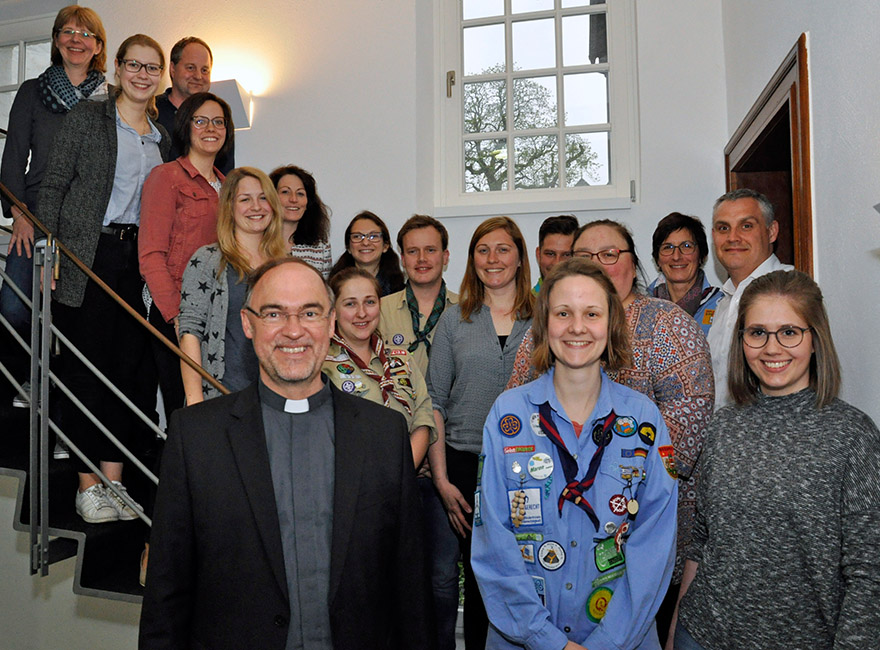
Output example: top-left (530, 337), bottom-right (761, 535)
top-left (671, 270), bottom-right (880, 649)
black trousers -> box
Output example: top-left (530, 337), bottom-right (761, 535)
top-left (445, 444), bottom-right (488, 650)
top-left (53, 234), bottom-right (154, 474)
top-left (146, 304), bottom-right (185, 424)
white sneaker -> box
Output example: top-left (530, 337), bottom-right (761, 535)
top-left (107, 481), bottom-right (143, 521)
top-left (75, 485), bottom-right (119, 524)
top-left (12, 381), bottom-right (30, 408)
top-left (53, 440), bottom-right (70, 460)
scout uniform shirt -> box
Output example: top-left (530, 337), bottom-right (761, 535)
top-left (322, 342), bottom-right (436, 442)
top-left (379, 287), bottom-right (458, 376)
top-left (471, 369), bottom-right (678, 650)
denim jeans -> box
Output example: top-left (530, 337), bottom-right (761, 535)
top-left (419, 476), bottom-right (462, 650)
top-left (0, 244), bottom-right (34, 336)
top-left (674, 623), bottom-right (707, 650)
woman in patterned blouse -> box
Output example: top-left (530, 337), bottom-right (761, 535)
top-left (507, 219), bottom-right (714, 646)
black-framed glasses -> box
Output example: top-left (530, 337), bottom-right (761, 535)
top-left (57, 28), bottom-right (98, 40)
top-left (119, 59), bottom-right (163, 76)
top-left (191, 116), bottom-right (227, 129)
top-left (740, 326), bottom-right (812, 349)
top-left (572, 248), bottom-right (632, 265)
top-left (659, 241), bottom-right (697, 257)
top-left (350, 232), bottom-right (383, 243)
top-left (243, 306), bottom-right (330, 326)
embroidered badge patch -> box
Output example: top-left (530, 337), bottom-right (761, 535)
top-left (533, 576), bottom-right (546, 605)
top-left (392, 333), bottom-right (405, 345)
top-left (637, 422), bottom-right (656, 447)
top-left (702, 309), bottom-right (715, 326)
top-left (594, 536), bottom-right (625, 572)
top-left (658, 445), bottom-right (678, 479)
top-left (592, 421), bottom-right (613, 446)
top-left (519, 543), bottom-right (535, 564)
top-left (586, 586), bottom-right (613, 623)
top-left (608, 494), bottom-right (628, 516)
top-left (341, 380), bottom-right (356, 393)
top-left (613, 416), bottom-right (637, 436)
top-left (473, 490), bottom-right (482, 526)
top-left (336, 363), bottom-right (355, 374)
top-left (499, 414), bottom-right (522, 437)
top-left (530, 412), bottom-right (546, 437)
top-left (538, 541), bottom-right (565, 571)
top-left (503, 445), bottom-right (536, 455)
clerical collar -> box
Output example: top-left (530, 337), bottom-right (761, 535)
top-left (258, 376), bottom-right (332, 414)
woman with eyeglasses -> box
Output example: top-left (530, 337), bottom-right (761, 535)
top-left (138, 92), bottom-right (234, 420)
top-left (269, 165), bottom-right (333, 278)
top-left (427, 216), bottom-right (535, 649)
top-left (647, 213), bottom-right (721, 335)
top-left (329, 211), bottom-right (404, 296)
top-left (322, 268), bottom-right (434, 467)
top-left (0, 5), bottom-right (107, 412)
top-left (177, 167), bottom-right (288, 406)
top-left (472, 258), bottom-right (678, 650)
top-left (670, 270), bottom-right (880, 650)
top-left (508, 219), bottom-right (714, 645)
top-left (38, 34), bottom-right (170, 524)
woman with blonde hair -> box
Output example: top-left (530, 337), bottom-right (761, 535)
top-left (671, 270), bottom-right (880, 649)
top-left (473, 258), bottom-right (678, 649)
top-left (426, 215), bottom-right (534, 648)
top-left (178, 167), bottom-right (287, 404)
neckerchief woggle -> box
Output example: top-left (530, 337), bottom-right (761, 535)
top-left (538, 401), bottom-right (616, 532)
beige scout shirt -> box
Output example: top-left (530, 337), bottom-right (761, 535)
top-left (322, 342), bottom-right (437, 443)
top-left (379, 288), bottom-right (459, 376)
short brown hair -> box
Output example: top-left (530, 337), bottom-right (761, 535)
top-left (170, 37), bottom-right (213, 65)
top-left (174, 92), bottom-right (234, 160)
top-left (728, 270), bottom-right (840, 409)
top-left (459, 217), bottom-right (534, 322)
top-left (531, 258), bottom-right (631, 374)
top-left (51, 6), bottom-right (107, 72)
top-left (396, 214), bottom-right (449, 251)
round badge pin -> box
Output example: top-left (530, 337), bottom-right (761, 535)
top-left (527, 453), bottom-right (554, 480)
top-left (604, 521), bottom-right (618, 535)
top-left (538, 541), bottom-right (565, 571)
top-left (499, 414), bottom-right (522, 437)
top-left (341, 380), bottom-right (356, 393)
top-left (392, 333), bottom-right (405, 345)
top-left (586, 586), bottom-right (613, 623)
top-left (530, 412), bottom-right (545, 437)
top-left (613, 416), bottom-right (637, 437)
top-left (511, 461), bottom-right (522, 475)
top-left (608, 494), bottom-right (628, 516)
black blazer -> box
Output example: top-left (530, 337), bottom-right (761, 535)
top-left (139, 383), bottom-right (433, 650)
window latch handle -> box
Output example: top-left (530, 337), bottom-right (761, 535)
top-left (446, 70), bottom-right (456, 98)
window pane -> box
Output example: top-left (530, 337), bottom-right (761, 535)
top-left (464, 80), bottom-right (506, 133)
top-left (25, 41), bottom-right (51, 80)
top-left (562, 12), bottom-right (607, 65)
top-left (513, 76), bottom-right (556, 129)
top-left (514, 135), bottom-right (558, 189)
top-left (463, 0), bottom-right (504, 20)
top-left (0, 45), bottom-right (20, 86)
top-left (565, 132), bottom-right (608, 186)
top-left (464, 138), bottom-right (508, 191)
top-left (564, 72), bottom-right (607, 125)
top-left (512, 18), bottom-right (555, 70)
top-left (463, 23), bottom-right (505, 75)
top-left (561, 0), bottom-right (595, 7)
top-left (511, 0), bottom-right (553, 13)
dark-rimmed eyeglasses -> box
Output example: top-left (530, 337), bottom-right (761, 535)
top-left (57, 29), bottom-right (97, 41)
top-left (740, 326), bottom-right (812, 349)
top-left (572, 248), bottom-right (632, 265)
top-left (244, 306), bottom-right (330, 327)
top-left (191, 116), bottom-right (227, 130)
top-left (659, 241), bottom-right (697, 257)
top-left (350, 232), bottom-right (383, 243)
top-left (119, 59), bottom-right (163, 76)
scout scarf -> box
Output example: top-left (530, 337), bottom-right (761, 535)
top-left (405, 280), bottom-right (447, 354)
top-left (38, 65), bottom-right (105, 114)
top-left (331, 333), bottom-right (412, 416)
top-left (652, 269), bottom-right (718, 318)
top-left (538, 402), bottom-right (616, 532)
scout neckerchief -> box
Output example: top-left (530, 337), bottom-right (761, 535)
top-left (652, 269), bottom-right (718, 318)
top-left (538, 402), bottom-right (616, 532)
top-left (405, 280), bottom-right (447, 354)
top-left (331, 333), bottom-right (412, 416)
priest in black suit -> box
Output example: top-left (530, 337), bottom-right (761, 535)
top-left (139, 257), bottom-right (433, 650)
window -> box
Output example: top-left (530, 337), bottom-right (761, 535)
top-left (435, 0), bottom-right (639, 216)
top-left (0, 36), bottom-right (52, 161)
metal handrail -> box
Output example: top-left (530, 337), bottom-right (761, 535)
top-left (0, 180), bottom-right (229, 395)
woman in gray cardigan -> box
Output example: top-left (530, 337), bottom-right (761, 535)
top-left (177, 167), bottom-right (288, 404)
top-left (38, 34), bottom-right (170, 525)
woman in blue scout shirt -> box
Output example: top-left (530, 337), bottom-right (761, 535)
top-left (670, 270), bottom-right (880, 649)
top-left (472, 258), bottom-right (678, 650)
top-left (322, 267), bottom-right (434, 467)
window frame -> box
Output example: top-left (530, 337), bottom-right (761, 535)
top-left (434, 0), bottom-right (640, 217)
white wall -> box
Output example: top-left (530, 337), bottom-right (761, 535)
top-left (721, 0), bottom-right (880, 421)
top-left (0, 1), bottom-right (729, 646)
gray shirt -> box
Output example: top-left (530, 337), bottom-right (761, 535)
top-left (426, 304), bottom-right (531, 454)
top-left (680, 389), bottom-right (880, 649)
top-left (260, 379), bottom-right (335, 650)
top-left (223, 266), bottom-right (259, 391)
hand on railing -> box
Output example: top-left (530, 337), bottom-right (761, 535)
top-left (9, 207), bottom-right (35, 258)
